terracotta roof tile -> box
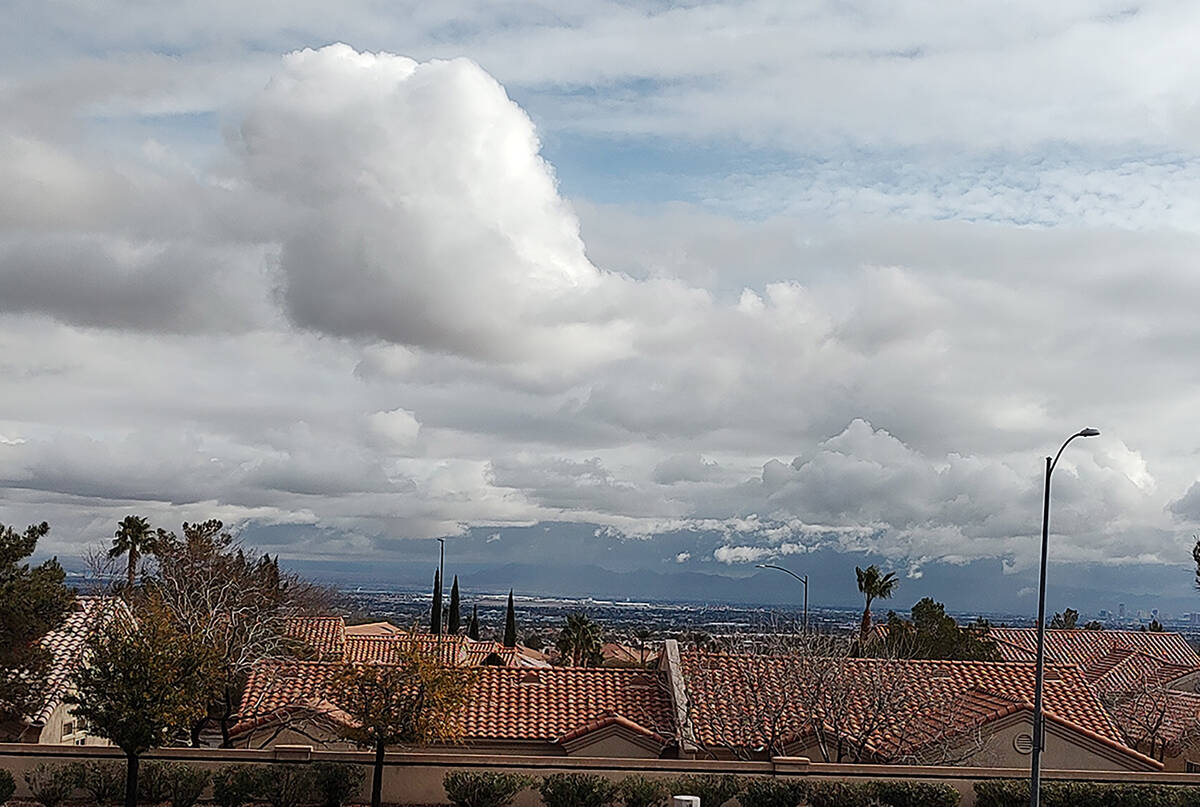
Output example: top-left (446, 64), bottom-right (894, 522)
top-left (989, 628), bottom-right (1200, 669)
top-left (1110, 690), bottom-right (1200, 753)
top-left (31, 596), bottom-right (122, 725)
top-left (235, 662), bottom-right (673, 746)
top-left (680, 651), bottom-right (1132, 761)
top-left (283, 616), bottom-right (346, 659)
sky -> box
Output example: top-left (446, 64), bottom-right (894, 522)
top-left (3, 1), bottom-right (1200, 599)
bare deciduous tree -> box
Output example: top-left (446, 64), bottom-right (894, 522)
top-left (684, 623), bottom-right (989, 765)
top-left (1102, 667), bottom-right (1200, 763)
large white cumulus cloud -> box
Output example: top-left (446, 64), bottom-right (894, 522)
top-left (241, 45), bottom-right (620, 365)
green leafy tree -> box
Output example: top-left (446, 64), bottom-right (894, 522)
top-left (109, 515), bottom-right (158, 589)
top-left (855, 565), bottom-right (898, 641)
top-left (556, 612), bottom-right (604, 667)
top-left (448, 576), bottom-right (461, 635)
top-left (331, 645), bottom-right (474, 807)
top-left (503, 589), bottom-right (517, 648)
top-left (1141, 619), bottom-right (1164, 633)
top-left (68, 598), bottom-right (216, 807)
top-left (0, 521), bottom-right (74, 722)
top-left (467, 605), bottom-right (480, 640)
top-left (431, 569), bottom-right (442, 634)
top-left (1083, 620), bottom-right (1104, 630)
top-left (1049, 608), bottom-right (1079, 629)
top-left (883, 598), bottom-right (1000, 660)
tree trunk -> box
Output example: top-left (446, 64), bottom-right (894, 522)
top-left (859, 597), bottom-right (873, 641)
top-left (124, 752), bottom-right (139, 807)
top-left (371, 740), bottom-right (385, 807)
top-left (126, 547), bottom-right (138, 589)
top-left (220, 687), bottom-right (234, 747)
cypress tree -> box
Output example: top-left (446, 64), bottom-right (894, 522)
top-left (448, 576), bottom-right (461, 635)
top-left (503, 589), bottom-right (517, 648)
top-left (431, 569), bottom-right (442, 634)
top-left (467, 605), bottom-right (480, 640)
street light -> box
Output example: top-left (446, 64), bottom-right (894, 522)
top-left (756, 563), bottom-right (809, 632)
top-left (1029, 427), bottom-right (1099, 807)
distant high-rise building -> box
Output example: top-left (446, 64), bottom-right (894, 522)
top-left (1118, 603), bottom-right (1126, 618)
top-left (1097, 609), bottom-right (1110, 618)
top-left (1190, 613), bottom-right (1200, 626)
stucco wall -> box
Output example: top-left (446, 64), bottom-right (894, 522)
top-left (32, 701), bottom-right (110, 746)
top-left (4, 745), bottom-right (1200, 807)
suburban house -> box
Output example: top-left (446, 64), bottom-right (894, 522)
top-left (987, 627), bottom-right (1200, 690)
top-left (0, 597), bottom-right (117, 746)
top-left (234, 635), bottom-right (1162, 771)
top-left (283, 615), bottom-right (546, 668)
top-left (985, 627), bottom-right (1200, 769)
top-left (674, 646), bottom-right (1159, 770)
top-left (232, 662), bottom-right (676, 757)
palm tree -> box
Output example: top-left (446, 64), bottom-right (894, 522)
top-left (555, 612), bottom-right (603, 667)
top-left (856, 564), bottom-right (898, 641)
top-left (109, 515), bottom-right (155, 589)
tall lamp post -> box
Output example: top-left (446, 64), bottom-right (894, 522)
top-left (1029, 427), bottom-right (1099, 807)
top-left (756, 563), bottom-right (809, 632)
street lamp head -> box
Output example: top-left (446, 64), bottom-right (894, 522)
top-left (1078, 428), bottom-right (1100, 438)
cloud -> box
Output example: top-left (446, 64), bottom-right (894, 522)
top-left (1, 39), bottom-right (1198, 578)
top-left (652, 453), bottom-right (720, 485)
top-left (674, 552), bottom-right (690, 563)
top-left (239, 45), bottom-right (625, 367)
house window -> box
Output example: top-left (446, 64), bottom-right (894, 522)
top-left (61, 720), bottom-right (75, 740)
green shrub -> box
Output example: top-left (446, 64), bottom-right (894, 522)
top-left (869, 780), bottom-right (960, 807)
top-left (617, 774), bottom-right (668, 807)
top-left (65, 760), bottom-right (125, 804)
top-left (739, 778), bottom-right (806, 807)
top-left (138, 759), bottom-right (172, 803)
top-left (23, 764), bottom-right (75, 807)
top-left (806, 780), bottom-right (874, 807)
top-left (974, 779), bottom-right (1200, 807)
top-left (312, 762), bottom-right (366, 807)
top-left (0, 769), bottom-right (15, 805)
top-left (161, 763), bottom-right (210, 807)
top-left (538, 773), bottom-right (619, 807)
top-left (671, 774), bottom-right (743, 807)
top-left (212, 765), bottom-right (262, 807)
top-left (443, 770), bottom-right (533, 807)
top-left (255, 763), bottom-right (317, 807)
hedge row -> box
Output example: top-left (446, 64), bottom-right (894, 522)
top-left (975, 779), bottom-right (1200, 807)
top-left (443, 770), bottom-right (961, 807)
top-left (8, 761), bottom-right (362, 807)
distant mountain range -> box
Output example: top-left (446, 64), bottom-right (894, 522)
top-left (278, 554), bottom-right (1200, 620)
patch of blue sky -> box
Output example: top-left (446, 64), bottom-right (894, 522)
top-left (544, 135), bottom-right (1200, 230)
top-left (82, 109), bottom-right (226, 168)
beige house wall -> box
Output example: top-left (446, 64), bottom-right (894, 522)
top-left (28, 701), bottom-right (110, 747)
top-left (5, 744), bottom-right (1200, 807)
top-left (236, 717), bottom-right (663, 759)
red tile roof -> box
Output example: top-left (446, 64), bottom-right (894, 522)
top-left (989, 628), bottom-right (1200, 669)
top-left (679, 651), bottom-right (1143, 764)
top-left (234, 662), bottom-right (673, 746)
top-left (1109, 689), bottom-right (1200, 754)
top-left (286, 617), bottom-right (522, 667)
top-left (1085, 648), bottom-right (1197, 697)
top-left (31, 596), bottom-right (122, 725)
top-left (283, 616), bottom-right (346, 659)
